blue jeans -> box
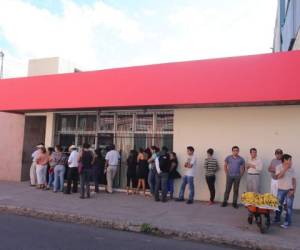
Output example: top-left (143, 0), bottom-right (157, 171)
top-left (167, 178), bottom-right (174, 197)
top-left (275, 189), bottom-right (294, 225)
top-left (54, 165), bottom-right (65, 192)
top-left (148, 168), bottom-right (156, 194)
top-left (179, 176), bottom-right (194, 201)
top-left (48, 172), bottom-right (54, 188)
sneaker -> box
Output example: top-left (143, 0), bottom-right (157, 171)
top-left (208, 201), bottom-right (214, 206)
top-left (280, 222), bottom-right (289, 229)
top-left (175, 198), bottom-right (185, 202)
top-left (221, 201), bottom-right (227, 207)
top-left (186, 200), bottom-right (193, 204)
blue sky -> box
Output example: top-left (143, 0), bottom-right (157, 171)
top-left (0, 0), bottom-right (277, 78)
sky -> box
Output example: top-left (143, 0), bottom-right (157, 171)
top-left (0, 0), bottom-right (277, 78)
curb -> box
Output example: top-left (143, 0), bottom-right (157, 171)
top-left (0, 205), bottom-right (296, 250)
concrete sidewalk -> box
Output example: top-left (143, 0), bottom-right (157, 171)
top-left (0, 181), bottom-right (299, 250)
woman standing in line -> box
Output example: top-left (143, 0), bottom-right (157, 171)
top-left (78, 143), bottom-right (95, 199)
top-left (93, 148), bottom-right (105, 193)
top-left (168, 152), bottom-right (181, 199)
top-left (46, 147), bottom-right (55, 190)
top-left (136, 148), bottom-right (149, 196)
top-left (36, 147), bottom-right (49, 189)
top-left (126, 149), bottom-right (138, 195)
top-left (53, 145), bottom-right (68, 193)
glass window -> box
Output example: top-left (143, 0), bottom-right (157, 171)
top-left (136, 114), bottom-right (153, 132)
top-left (59, 134), bottom-right (76, 152)
top-left (134, 134), bottom-right (153, 150)
top-left (97, 133), bottom-right (114, 148)
top-left (156, 113), bottom-right (173, 132)
top-left (77, 135), bottom-right (96, 148)
top-left (57, 115), bottom-right (76, 132)
top-left (99, 115), bottom-right (114, 131)
top-left (117, 115), bottom-right (133, 131)
top-left (78, 115), bottom-right (96, 131)
top-left (154, 134), bottom-right (173, 151)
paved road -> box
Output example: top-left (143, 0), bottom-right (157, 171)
top-left (0, 213), bottom-right (237, 250)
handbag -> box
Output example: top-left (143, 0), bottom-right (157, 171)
top-left (173, 170), bottom-right (181, 179)
top-left (78, 161), bottom-right (83, 174)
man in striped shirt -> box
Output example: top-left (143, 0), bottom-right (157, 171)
top-left (204, 148), bottom-right (219, 205)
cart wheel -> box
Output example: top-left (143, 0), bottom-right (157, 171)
top-left (247, 215), bottom-right (253, 225)
top-left (257, 214), bottom-right (270, 234)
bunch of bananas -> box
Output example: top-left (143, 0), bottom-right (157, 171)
top-left (241, 192), bottom-right (279, 208)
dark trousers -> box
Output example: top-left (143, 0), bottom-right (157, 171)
top-left (154, 172), bottom-right (169, 201)
top-left (93, 167), bottom-right (101, 192)
top-left (127, 174), bottom-right (137, 188)
top-left (66, 167), bottom-right (78, 193)
top-left (205, 175), bottom-right (216, 202)
top-left (80, 169), bottom-right (92, 197)
top-left (223, 175), bottom-right (241, 204)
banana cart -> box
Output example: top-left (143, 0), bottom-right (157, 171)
top-left (242, 192), bottom-right (279, 234)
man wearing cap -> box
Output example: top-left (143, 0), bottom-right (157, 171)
top-left (65, 145), bottom-right (79, 194)
top-left (268, 149), bottom-right (283, 197)
top-left (30, 143), bottom-right (44, 186)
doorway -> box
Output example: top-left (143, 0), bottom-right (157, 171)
top-left (21, 116), bottom-right (46, 181)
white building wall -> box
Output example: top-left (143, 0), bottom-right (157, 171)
top-left (173, 105), bottom-right (300, 209)
top-left (26, 57), bottom-right (78, 148)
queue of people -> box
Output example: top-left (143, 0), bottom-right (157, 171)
top-left (29, 143), bottom-right (297, 229)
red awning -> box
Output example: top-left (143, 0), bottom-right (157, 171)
top-left (1, 51), bottom-right (300, 112)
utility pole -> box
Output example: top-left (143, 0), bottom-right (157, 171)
top-left (0, 51), bottom-right (4, 79)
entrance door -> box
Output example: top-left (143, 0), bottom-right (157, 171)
top-left (21, 116), bottom-right (46, 181)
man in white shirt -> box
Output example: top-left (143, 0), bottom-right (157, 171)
top-left (65, 145), bottom-right (79, 194)
top-left (30, 143), bottom-right (44, 186)
top-left (246, 148), bottom-right (263, 193)
top-left (268, 149), bottom-right (283, 197)
top-left (274, 154), bottom-right (297, 229)
top-left (176, 146), bottom-right (197, 204)
top-left (105, 145), bottom-right (120, 193)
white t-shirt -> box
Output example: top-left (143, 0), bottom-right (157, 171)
top-left (68, 150), bottom-right (79, 168)
top-left (185, 154), bottom-right (197, 177)
top-left (105, 150), bottom-right (120, 166)
top-left (276, 164), bottom-right (296, 190)
top-left (247, 157), bottom-right (263, 174)
top-left (32, 149), bottom-right (41, 163)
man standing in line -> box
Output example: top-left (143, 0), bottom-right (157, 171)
top-left (65, 145), bottom-right (79, 194)
top-left (30, 143), bottom-right (44, 186)
top-left (268, 149), bottom-right (283, 197)
top-left (274, 154), bottom-right (296, 229)
top-left (246, 148), bottom-right (263, 193)
top-left (154, 146), bottom-right (170, 202)
top-left (105, 145), bottom-right (120, 193)
top-left (148, 146), bottom-right (159, 196)
top-left (176, 146), bottom-right (197, 204)
top-left (222, 146), bottom-right (245, 209)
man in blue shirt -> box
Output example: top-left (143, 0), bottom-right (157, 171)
top-left (222, 146), bottom-right (245, 208)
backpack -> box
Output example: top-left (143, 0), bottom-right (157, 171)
top-left (158, 154), bottom-right (170, 172)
